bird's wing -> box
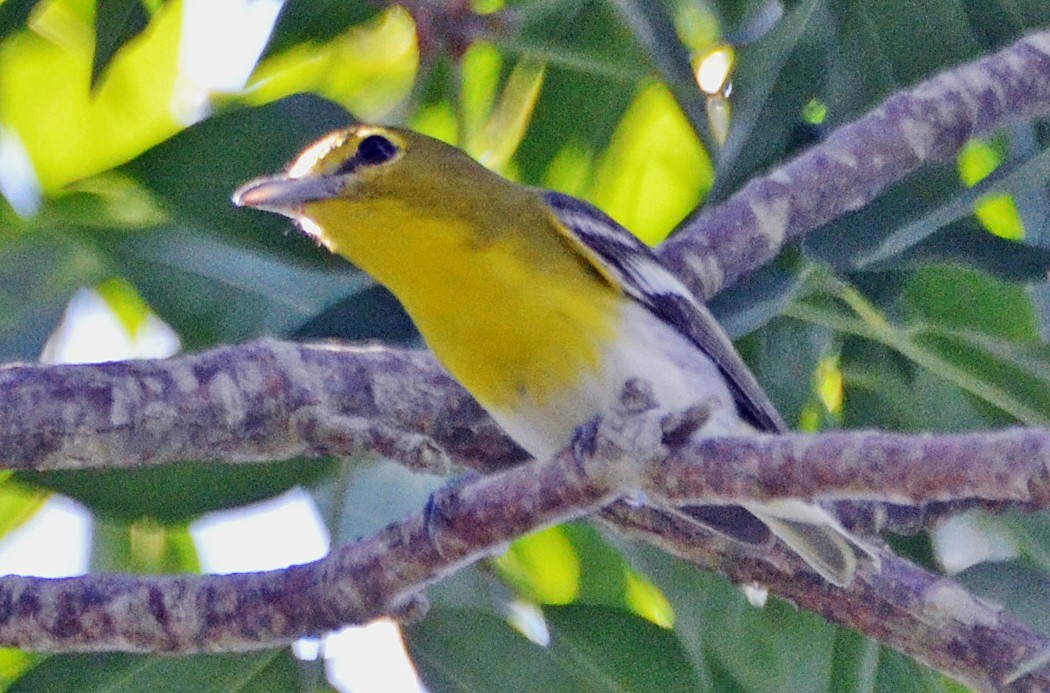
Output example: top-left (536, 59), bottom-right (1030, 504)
top-left (541, 190), bottom-right (787, 434)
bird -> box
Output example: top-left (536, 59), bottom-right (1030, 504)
top-left (232, 124), bottom-right (873, 586)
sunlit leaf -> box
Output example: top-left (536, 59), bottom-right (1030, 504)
top-left (248, 8), bottom-right (417, 122)
top-left (91, 517), bottom-right (200, 574)
top-left (589, 83), bottom-right (711, 245)
top-left (0, 0), bottom-right (182, 191)
top-left (500, 0), bottom-right (650, 186)
top-left (0, 481), bottom-right (48, 542)
top-left (604, 0), bottom-right (710, 148)
top-left (494, 526), bottom-right (581, 604)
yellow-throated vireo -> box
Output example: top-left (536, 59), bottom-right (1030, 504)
top-left (233, 125), bottom-right (873, 586)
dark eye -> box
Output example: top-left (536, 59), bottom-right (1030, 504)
top-left (356, 134), bottom-right (399, 166)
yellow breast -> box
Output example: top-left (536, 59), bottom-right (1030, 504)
top-left (301, 195), bottom-right (621, 411)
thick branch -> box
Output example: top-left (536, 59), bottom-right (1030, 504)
top-left (605, 505), bottom-right (1049, 693)
top-left (647, 428), bottom-right (1050, 507)
top-left (0, 410), bottom-right (1047, 692)
top-left (0, 339), bottom-right (526, 475)
top-left (0, 411), bottom-right (641, 653)
top-left (6, 340), bottom-right (1049, 511)
top-left (659, 30), bottom-right (1050, 299)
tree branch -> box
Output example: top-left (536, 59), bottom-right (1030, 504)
top-left (647, 428), bottom-right (1050, 506)
top-left (605, 505), bottom-right (1049, 693)
top-left (0, 432), bottom-right (625, 654)
top-left (0, 392), bottom-right (1047, 692)
top-left (658, 30), bottom-right (1050, 300)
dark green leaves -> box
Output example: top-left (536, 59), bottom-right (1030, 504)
top-left (121, 94), bottom-right (353, 256)
top-left (262, 0), bottom-right (383, 59)
top-left (92, 0), bottom-right (151, 89)
top-left (405, 605), bottom-right (697, 693)
top-left (18, 457), bottom-right (339, 524)
top-left (9, 651), bottom-right (302, 693)
top-left (0, 0), bottom-right (43, 42)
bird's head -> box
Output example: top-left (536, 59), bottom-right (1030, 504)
top-left (232, 124), bottom-right (514, 253)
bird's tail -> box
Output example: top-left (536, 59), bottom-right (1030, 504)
top-left (743, 500), bottom-right (880, 587)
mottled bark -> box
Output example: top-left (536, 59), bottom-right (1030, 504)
top-left (1, 355), bottom-right (1050, 691)
top-left (0, 339), bottom-right (525, 474)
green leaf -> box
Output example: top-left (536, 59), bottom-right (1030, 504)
top-left (500, 0), bottom-right (649, 186)
top-left (707, 259), bottom-right (805, 338)
top-left (92, 0), bottom-right (151, 90)
top-left (804, 167), bottom-right (961, 270)
top-left (91, 517), bottom-right (200, 574)
top-left (294, 284), bottom-right (418, 343)
top-left (823, 0), bottom-right (980, 121)
top-left (9, 650), bottom-right (302, 693)
top-left (261, 0), bottom-right (383, 59)
top-left (839, 338), bottom-right (1004, 431)
top-left (788, 287), bottom-right (1050, 427)
top-left (959, 0), bottom-right (1050, 50)
top-left (874, 219), bottom-right (1050, 283)
top-left (404, 604), bottom-right (698, 693)
top-left (738, 315), bottom-right (833, 425)
top-left (544, 604), bottom-right (698, 692)
top-left (563, 523), bottom-right (634, 607)
top-left (92, 226), bottom-right (373, 349)
top-left (900, 265), bottom-right (1040, 342)
top-left (17, 458), bottom-right (339, 524)
top-left (0, 0), bottom-right (42, 42)
top-left (828, 628), bottom-right (880, 693)
top-left (121, 94), bottom-right (354, 262)
top-left (618, 541), bottom-right (838, 693)
top-left (1002, 511), bottom-right (1050, 575)
top-left (0, 230), bottom-right (106, 360)
top-left (956, 560), bottom-right (1050, 636)
top-left (870, 648), bottom-right (960, 693)
top-left (404, 607), bottom-right (586, 693)
top-left (810, 146), bottom-right (1050, 270)
top-left (707, 0), bottom-right (823, 202)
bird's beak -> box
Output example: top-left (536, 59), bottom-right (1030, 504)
top-left (232, 174), bottom-right (338, 216)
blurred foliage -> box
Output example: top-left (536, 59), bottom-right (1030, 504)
top-left (0, 0), bottom-right (1049, 690)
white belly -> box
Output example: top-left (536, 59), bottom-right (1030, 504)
top-left (488, 302), bottom-right (743, 460)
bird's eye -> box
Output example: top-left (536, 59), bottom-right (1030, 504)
top-left (356, 134), bottom-right (399, 166)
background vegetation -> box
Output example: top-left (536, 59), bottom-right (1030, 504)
top-left (1, 0), bottom-right (1050, 690)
